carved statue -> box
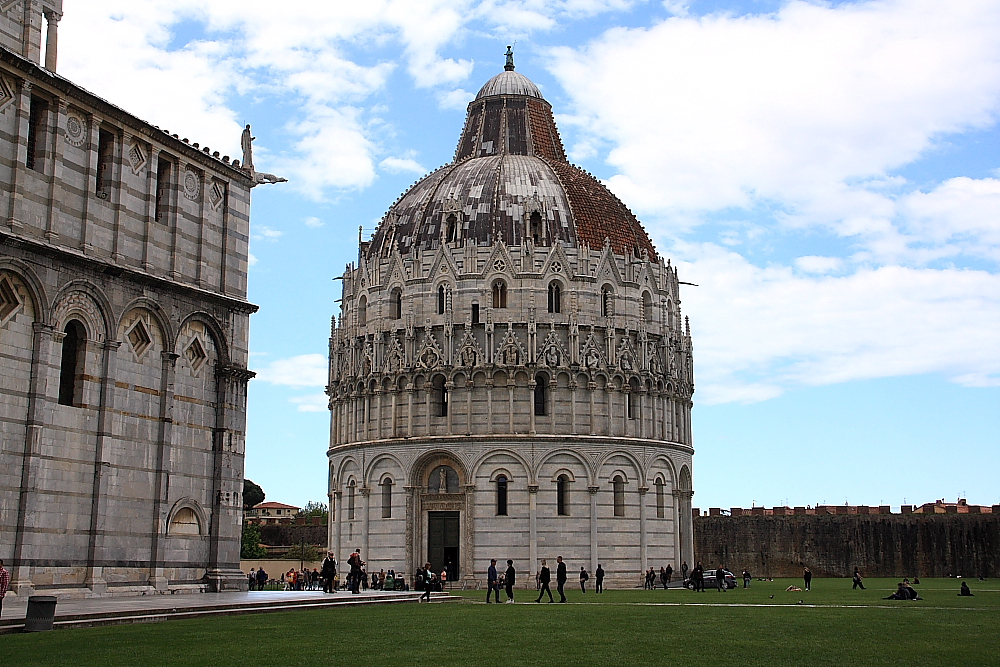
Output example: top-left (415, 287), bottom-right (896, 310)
top-left (585, 347), bottom-right (600, 369)
top-left (439, 468), bottom-right (447, 492)
top-left (462, 346), bottom-right (477, 367)
top-left (254, 171), bottom-right (288, 185)
top-left (544, 345), bottom-right (560, 367)
top-left (241, 124), bottom-right (254, 171)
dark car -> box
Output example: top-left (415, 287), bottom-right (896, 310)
top-left (684, 570), bottom-right (737, 590)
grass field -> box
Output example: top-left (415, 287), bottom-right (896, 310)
top-left (3, 578), bottom-right (996, 667)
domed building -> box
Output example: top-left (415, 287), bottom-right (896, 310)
top-left (326, 52), bottom-right (695, 587)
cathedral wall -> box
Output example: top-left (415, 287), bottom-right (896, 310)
top-left (0, 42), bottom-right (255, 597)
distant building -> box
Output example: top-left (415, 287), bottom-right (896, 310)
top-left (0, 2), bottom-right (260, 598)
top-left (245, 502), bottom-right (302, 524)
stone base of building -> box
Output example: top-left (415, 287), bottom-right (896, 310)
top-left (2, 583), bottom-right (212, 601)
top-left (206, 567), bottom-right (251, 593)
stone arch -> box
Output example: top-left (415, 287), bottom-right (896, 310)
top-left (364, 452), bottom-right (406, 487)
top-left (471, 447), bottom-right (533, 485)
top-left (409, 449), bottom-right (470, 489)
top-left (335, 455), bottom-right (362, 490)
top-left (678, 464), bottom-right (692, 491)
top-left (166, 497), bottom-right (208, 536)
top-left (51, 280), bottom-right (113, 341)
top-left (177, 311), bottom-right (230, 365)
top-left (0, 259), bottom-right (47, 323)
top-left (119, 296), bottom-right (175, 353)
top-left (596, 449), bottom-right (643, 483)
top-left (537, 448), bottom-right (594, 485)
top-left (645, 454), bottom-right (677, 488)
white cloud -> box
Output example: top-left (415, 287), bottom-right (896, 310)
top-left (676, 242), bottom-right (1000, 403)
top-left (304, 217), bottom-right (324, 228)
top-left (248, 253), bottom-right (258, 267)
top-left (289, 393), bottom-right (330, 412)
top-left (438, 88), bottom-right (474, 110)
top-left (550, 0), bottom-right (1000, 222)
top-left (253, 226), bottom-right (283, 241)
top-left (898, 177), bottom-right (1000, 262)
top-left (380, 156), bottom-right (428, 175)
top-left (795, 256), bottom-right (843, 274)
top-left (254, 354), bottom-right (328, 387)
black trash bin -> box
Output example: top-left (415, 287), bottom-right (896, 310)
top-left (23, 596), bottom-right (58, 632)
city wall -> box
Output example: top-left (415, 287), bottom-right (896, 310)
top-left (694, 511), bottom-right (1000, 578)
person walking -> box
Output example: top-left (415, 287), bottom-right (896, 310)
top-left (487, 559), bottom-right (500, 603)
top-left (349, 549), bottom-right (362, 594)
top-left (580, 567), bottom-right (589, 593)
top-left (743, 568), bottom-right (752, 589)
top-left (803, 567), bottom-right (812, 591)
top-left (595, 564), bottom-right (605, 594)
top-left (536, 560), bottom-right (553, 602)
top-left (681, 560), bottom-right (689, 581)
top-left (716, 566), bottom-right (727, 592)
top-left (665, 564), bottom-right (673, 585)
top-left (321, 552), bottom-right (337, 593)
top-left (0, 559), bottom-right (9, 618)
top-left (852, 568), bottom-right (866, 590)
top-left (420, 563), bottom-right (433, 602)
top-left (248, 568), bottom-right (256, 591)
top-left (504, 560), bottom-right (516, 603)
top-left (556, 556), bottom-right (568, 602)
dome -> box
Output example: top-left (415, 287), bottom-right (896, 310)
top-left (475, 70), bottom-right (543, 100)
top-left (369, 63), bottom-right (658, 260)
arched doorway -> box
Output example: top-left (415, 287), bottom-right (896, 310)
top-left (411, 455), bottom-right (470, 583)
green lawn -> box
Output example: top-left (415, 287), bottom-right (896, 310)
top-left (4, 578), bottom-right (997, 667)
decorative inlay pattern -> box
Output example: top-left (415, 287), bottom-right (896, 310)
top-left (182, 169), bottom-right (200, 200)
top-left (65, 112), bottom-right (86, 147)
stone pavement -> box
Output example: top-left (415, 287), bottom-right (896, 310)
top-left (0, 589), bottom-right (457, 634)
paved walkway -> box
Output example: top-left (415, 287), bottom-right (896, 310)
top-left (0, 589), bottom-right (454, 633)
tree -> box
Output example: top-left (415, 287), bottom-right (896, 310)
top-left (243, 479), bottom-right (265, 509)
top-left (298, 501), bottom-right (329, 519)
top-left (241, 522), bottom-right (267, 559)
top-left (286, 542), bottom-right (319, 564)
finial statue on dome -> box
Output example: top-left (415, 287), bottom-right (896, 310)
top-left (504, 45), bottom-right (515, 71)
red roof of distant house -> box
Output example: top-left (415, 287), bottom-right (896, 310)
top-left (252, 502), bottom-right (300, 510)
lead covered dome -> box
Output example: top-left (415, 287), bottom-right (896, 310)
top-left (368, 58), bottom-right (657, 259)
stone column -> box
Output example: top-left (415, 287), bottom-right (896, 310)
top-left (528, 484), bottom-right (538, 575)
top-left (638, 485), bottom-right (648, 574)
top-left (404, 486), bottom-right (417, 576)
top-left (463, 484), bottom-right (476, 584)
top-left (142, 146), bottom-right (160, 272)
top-left (144, 349), bottom-right (176, 586)
top-left (80, 116), bottom-right (101, 254)
top-left (44, 98), bottom-right (66, 243)
top-left (7, 80), bottom-right (31, 233)
top-left (84, 339), bottom-right (122, 596)
top-left (673, 489), bottom-right (694, 570)
top-left (588, 485), bottom-right (599, 571)
top-left (206, 364), bottom-right (254, 592)
top-left (333, 490), bottom-right (343, 560)
top-left (361, 485), bottom-right (371, 558)
top-left (11, 322), bottom-right (56, 597)
top-left (528, 377), bottom-right (536, 435)
top-left (44, 10), bottom-right (60, 71)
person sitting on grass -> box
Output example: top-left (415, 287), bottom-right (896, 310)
top-left (884, 582), bottom-right (921, 600)
top-left (959, 581), bottom-right (974, 596)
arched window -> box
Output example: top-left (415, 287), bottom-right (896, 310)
top-left (433, 375), bottom-right (448, 417)
top-left (471, 301), bottom-right (480, 324)
top-left (601, 287), bottom-right (613, 318)
top-left (381, 477), bottom-right (393, 518)
top-left (493, 280), bottom-right (507, 309)
top-left (613, 475), bottom-right (625, 517)
top-left (496, 475), bottom-right (508, 516)
top-left (627, 378), bottom-right (639, 420)
top-left (445, 214), bottom-right (457, 243)
top-left (534, 373), bottom-right (548, 417)
top-left (390, 288), bottom-right (402, 320)
top-left (655, 479), bottom-right (665, 519)
top-left (357, 295), bottom-right (367, 326)
top-left (547, 281), bottom-right (561, 313)
top-left (437, 285), bottom-right (446, 315)
top-left (529, 210), bottom-right (542, 243)
top-left (557, 475), bottom-right (570, 516)
top-left (347, 481), bottom-right (356, 520)
top-left (58, 320), bottom-right (86, 407)
top-left (642, 291), bottom-right (653, 323)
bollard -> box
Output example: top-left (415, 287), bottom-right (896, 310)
top-left (23, 595), bottom-right (58, 632)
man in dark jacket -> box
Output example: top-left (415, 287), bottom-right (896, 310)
top-left (487, 559), bottom-right (500, 603)
top-left (535, 559), bottom-right (553, 602)
top-left (665, 564), bottom-right (673, 585)
top-left (595, 564), bottom-right (605, 593)
top-left (556, 556), bottom-right (568, 602)
top-left (349, 549), bottom-right (362, 594)
top-left (716, 566), bottom-right (727, 592)
top-left (321, 552), bottom-right (337, 593)
top-left (504, 560), bottom-right (516, 603)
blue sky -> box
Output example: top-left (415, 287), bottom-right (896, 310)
top-left (59, 0), bottom-right (1000, 510)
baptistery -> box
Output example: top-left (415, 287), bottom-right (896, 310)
top-left (327, 53), bottom-right (695, 587)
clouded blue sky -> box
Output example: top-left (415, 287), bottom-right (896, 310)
top-left (58, 0), bottom-right (1000, 510)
